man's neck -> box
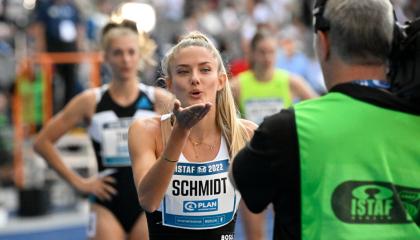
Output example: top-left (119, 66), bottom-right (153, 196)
top-left (325, 60), bottom-right (388, 90)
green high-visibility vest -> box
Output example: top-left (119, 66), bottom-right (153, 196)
top-left (295, 92), bottom-right (420, 239)
top-left (238, 69), bottom-right (292, 124)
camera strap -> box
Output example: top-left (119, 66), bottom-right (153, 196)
top-left (352, 80), bottom-right (391, 90)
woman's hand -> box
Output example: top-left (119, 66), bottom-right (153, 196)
top-left (76, 175), bottom-right (117, 201)
top-left (172, 100), bottom-right (212, 129)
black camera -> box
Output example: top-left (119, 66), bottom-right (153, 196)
top-left (313, 0), bottom-right (420, 104)
top-left (388, 18), bottom-right (420, 105)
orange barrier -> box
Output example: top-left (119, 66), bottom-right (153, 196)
top-left (35, 52), bottom-right (103, 122)
top-left (12, 52), bottom-right (103, 187)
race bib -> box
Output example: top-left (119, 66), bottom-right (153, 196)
top-left (244, 98), bottom-right (284, 124)
top-left (162, 159), bottom-right (239, 229)
top-left (101, 118), bottom-right (132, 167)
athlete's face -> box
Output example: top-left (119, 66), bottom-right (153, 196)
top-left (253, 37), bottom-right (277, 70)
top-left (105, 33), bottom-right (140, 81)
top-left (167, 46), bottom-right (226, 107)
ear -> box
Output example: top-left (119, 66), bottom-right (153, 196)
top-left (166, 78), bottom-right (173, 91)
top-left (217, 73), bottom-right (227, 91)
top-left (317, 31), bottom-right (330, 62)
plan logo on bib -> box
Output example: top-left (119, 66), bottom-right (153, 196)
top-left (183, 199), bottom-right (218, 213)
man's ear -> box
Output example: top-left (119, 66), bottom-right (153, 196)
top-left (317, 31), bottom-right (330, 62)
top-left (218, 73), bottom-right (227, 91)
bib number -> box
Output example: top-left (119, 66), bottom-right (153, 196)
top-left (101, 119), bottom-right (132, 167)
top-left (162, 159), bottom-right (239, 229)
top-left (244, 99), bottom-right (284, 124)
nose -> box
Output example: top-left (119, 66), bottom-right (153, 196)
top-left (190, 69), bottom-right (200, 85)
top-left (122, 52), bottom-right (131, 64)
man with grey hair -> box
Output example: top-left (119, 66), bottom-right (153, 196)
top-left (230, 0), bottom-right (420, 239)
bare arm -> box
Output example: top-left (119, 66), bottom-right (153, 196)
top-left (289, 74), bottom-right (318, 100)
top-left (33, 90), bottom-right (116, 200)
top-left (129, 117), bottom-right (190, 212)
top-left (129, 100), bottom-right (211, 212)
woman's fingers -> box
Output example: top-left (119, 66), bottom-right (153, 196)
top-left (197, 103), bottom-right (212, 119)
top-left (103, 183), bottom-right (118, 197)
top-left (173, 101), bottom-right (212, 129)
top-left (102, 176), bottom-right (116, 184)
top-left (92, 176), bottom-right (118, 201)
top-left (173, 99), bottom-right (182, 115)
top-left (97, 189), bottom-right (112, 201)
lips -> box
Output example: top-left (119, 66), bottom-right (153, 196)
top-left (190, 89), bottom-right (203, 98)
top-left (121, 67), bottom-right (131, 72)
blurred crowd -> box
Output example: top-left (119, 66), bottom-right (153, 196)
top-left (0, 0), bottom-right (419, 186)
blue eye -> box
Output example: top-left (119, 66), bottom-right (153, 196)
top-left (201, 68), bottom-right (211, 73)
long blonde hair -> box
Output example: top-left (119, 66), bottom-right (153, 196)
top-left (161, 31), bottom-right (249, 158)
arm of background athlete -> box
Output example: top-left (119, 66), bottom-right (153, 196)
top-left (33, 90), bottom-right (117, 201)
top-left (154, 87), bottom-right (175, 115)
top-left (289, 74), bottom-right (319, 100)
top-left (129, 101), bottom-right (211, 212)
top-left (230, 109), bottom-right (299, 213)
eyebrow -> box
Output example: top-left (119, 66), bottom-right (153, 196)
top-left (175, 62), bottom-right (213, 68)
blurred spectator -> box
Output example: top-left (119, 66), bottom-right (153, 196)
top-left (220, 0), bottom-right (241, 32)
top-left (85, 0), bottom-right (113, 50)
top-left (228, 37), bottom-right (251, 77)
top-left (232, 29), bottom-right (317, 240)
top-left (233, 28), bottom-right (318, 123)
top-left (196, 1), bottom-right (224, 37)
top-left (31, 0), bottom-right (85, 111)
top-left (276, 25), bottom-right (326, 94)
top-left (153, 0), bottom-right (185, 56)
top-left (402, 0), bottom-right (420, 19)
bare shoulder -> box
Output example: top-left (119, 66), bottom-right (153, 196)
top-left (239, 118), bottom-right (258, 138)
top-left (60, 88), bottom-right (97, 119)
top-left (154, 87), bottom-right (173, 99)
top-left (130, 116), bottom-right (162, 135)
top-left (153, 87), bottom-right (174, 114)
top-left (129, 116), bottom-right (164, 156)
top-left (68, 88), bottom-right (96, 105)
